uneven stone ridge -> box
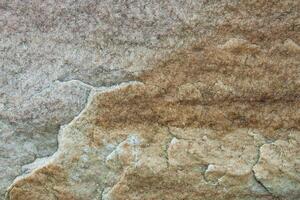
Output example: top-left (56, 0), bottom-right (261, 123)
top-left (1, 0), bottom-right (300, 200)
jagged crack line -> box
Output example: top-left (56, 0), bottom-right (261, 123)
top-left (4, 80), bottom-right (140, 200)
top-left (252, 144), bottom-right (274, 196)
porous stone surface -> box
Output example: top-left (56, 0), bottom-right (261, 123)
top-left (1, 0), bottom-right (300, 200)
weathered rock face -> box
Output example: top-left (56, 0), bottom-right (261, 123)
top-left (1, 0), bottom-right (300, 200)
top-left (0, 0), bottom-right (213, 197)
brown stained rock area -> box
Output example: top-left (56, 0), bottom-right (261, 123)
top-left (94, 36), bottom-right (300, 136)
top-left (92, 35), bottom-right (300, 142)
top-left (7, 165), bottom-right (74, 200)
top-left (6, 1), bottom-right (300, 200)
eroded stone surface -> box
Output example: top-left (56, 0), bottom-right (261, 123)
top-left (1, 0), bottom-right (221, 197)
top-left (2, 0), bottom-right (300, 199)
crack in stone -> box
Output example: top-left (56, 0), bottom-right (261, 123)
top-left (5, 80), bottom-right (141, 200)
top-left (252, 144), bottom-right (274, 197)
top-left (100, 187), bottom-right (106, 200)
top-left (164, 127), bottom-right (196, 168)
top-left (247, 129), bottom-right (274, 196)
top-left (166, 126), bottom-right (195, 141)
top-left (162, 135), bottom-right (173, 168)
top-left (57, 79), bottom-right (96, 90)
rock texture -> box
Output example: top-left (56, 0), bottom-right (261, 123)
top-left (1, 0), bottom-right (300, 200)
top-left (0, 0), bottom-right (210, 197)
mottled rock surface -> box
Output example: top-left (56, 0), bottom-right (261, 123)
top-left (1, 0), bottom-right (300, 200)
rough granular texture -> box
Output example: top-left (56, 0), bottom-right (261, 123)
top-left (2, 0), bottom-right (300, 200)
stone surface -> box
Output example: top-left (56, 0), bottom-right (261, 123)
top-left (0, 0), bottom-right (211, 197)
top-left (1, 0), bottom-right (300, 200)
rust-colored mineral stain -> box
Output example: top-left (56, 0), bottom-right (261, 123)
top-left (94, 37), bottom-right (300, 139)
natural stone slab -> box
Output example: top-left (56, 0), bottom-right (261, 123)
top-left (1, 0), bottom-right (300, 199)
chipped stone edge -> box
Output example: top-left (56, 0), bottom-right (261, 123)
top-left (5, 80), bottom-right (143, 200)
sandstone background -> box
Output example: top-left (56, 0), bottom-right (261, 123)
top-left (0, 0), bottom-right (299, 200)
